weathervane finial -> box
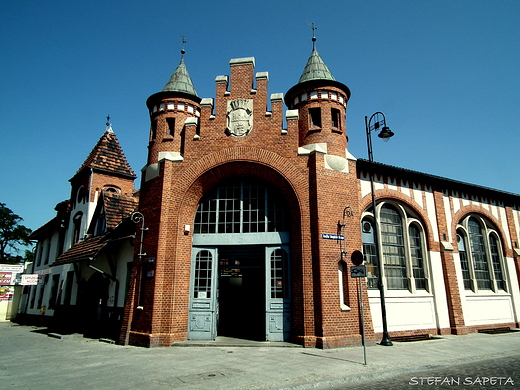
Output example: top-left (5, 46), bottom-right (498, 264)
top-left (106, 115), bottom-right (113, 133)
top-left (308, 22), bottom-right (317, 49)
top-left (180, 35), bottom-right (186, 55)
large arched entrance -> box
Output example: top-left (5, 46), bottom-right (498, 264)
top-left (188, 178), bottom-right (291, 341)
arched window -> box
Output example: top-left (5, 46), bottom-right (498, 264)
top-left (73, 212), bottom-right (83, 244)
top-left (194, 178), bottom-right (288, 234)
top-left (380, 204), bottom-right (407, 290)
top-left (361, 202), bottom-right (428, 292)
top-left (457, 233), bottom-right (472, 290)
top-left (457, 215), bottom-right (506, 292)
top-left (76, 186), bottom-right (87, 204)
top-left (103, 185), bottom-right (121, 194)
top-left (409, 223), bottom-right (426, 290)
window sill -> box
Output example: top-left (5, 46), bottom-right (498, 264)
top-left (367, 289), bottom-right (433, 298)
top-left (464, 291), bottom-right (511, 298)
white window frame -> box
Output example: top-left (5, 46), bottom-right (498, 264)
top-left (361, 201), bottom-right (430, 294)
top-left (456, 215), bottom-right (507, 293)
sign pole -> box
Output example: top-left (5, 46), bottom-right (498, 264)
top-left (359, 276), bottom-right (367, 365)
top-left (350, 251), bottom-right (367, 366)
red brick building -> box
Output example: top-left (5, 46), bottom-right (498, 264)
top-left (22, 38), bottom-right (520, 348)
top-left (120, 40), bottom-right (520, 348)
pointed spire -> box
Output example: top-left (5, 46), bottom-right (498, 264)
top-left (298, 23), bottom-right (336, 84)
top-left (73, 125), bottom-right (136, 180)
top-left (162, 36), bottom-right (198, 98)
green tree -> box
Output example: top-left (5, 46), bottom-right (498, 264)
top-left (0, 203), bottom-right (32, 262)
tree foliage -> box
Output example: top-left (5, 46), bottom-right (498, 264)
top-left (0, 203), bottom-right (32, 262)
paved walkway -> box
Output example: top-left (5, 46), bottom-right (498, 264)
top-left (1, 322), bottom-right (519, 389)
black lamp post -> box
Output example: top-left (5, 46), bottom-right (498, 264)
top-left (365, 112), bottom-right (394, 346)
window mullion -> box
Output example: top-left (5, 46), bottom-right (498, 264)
top-left (466, 240), bottom-right (478, 293)
top-left (240, 180), bottom-right (244, 233)
top-left (264, 185), bottom-right (268, 232)
top-left (404, 221), bottom-right (415, 293)
top-left (485, 231), bottom-right (498, 292)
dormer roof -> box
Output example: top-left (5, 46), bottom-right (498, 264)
top-left (100, 192), bottom-right (139, 231)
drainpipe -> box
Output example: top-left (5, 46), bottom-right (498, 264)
top-left (87, 167), bottom-right (94, 240)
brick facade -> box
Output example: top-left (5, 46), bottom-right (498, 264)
top-left (119, 50), bottom-right (520, 348)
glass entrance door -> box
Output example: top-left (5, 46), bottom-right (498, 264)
top-left (265, 245), bottom-right (291, 341)
top-left (188, 247), bottom-right (218, 340)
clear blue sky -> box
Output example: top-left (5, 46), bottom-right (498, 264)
top-left (1, 0), bottom-right (519, 236)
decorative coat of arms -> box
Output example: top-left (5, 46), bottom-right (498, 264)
top-left (226, 99), bottom-right (253, 137)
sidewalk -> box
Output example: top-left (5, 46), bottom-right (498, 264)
top-left (0, 322), bottom-right (519, 389)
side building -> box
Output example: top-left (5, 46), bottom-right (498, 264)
top-left (19, 124), bottom-right (138, 340)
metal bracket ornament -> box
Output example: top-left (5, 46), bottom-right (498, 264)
top-left (131, 211), bottom-right (148, 259)
top-left (337, 206), bottom-right (354, 259)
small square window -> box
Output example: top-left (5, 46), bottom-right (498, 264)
top-left (150, 120), bottom-right (157, 140)
top-left (331, 108), bottom-right (340, 129)
top-left (167, 118), bottom-right (175, 137)
top-left (309, 108), bottom-right (321, 128)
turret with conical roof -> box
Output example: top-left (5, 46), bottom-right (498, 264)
top-left (145, 46), bottom-right (201, 167)
top-left (285, 33), bottom-right (351, 157)
top-left (161, 49), bottom-right (199, 97)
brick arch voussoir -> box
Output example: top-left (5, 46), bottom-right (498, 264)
top-left (175, 146), bottom-right (307, 233)
top-left (452, 205), bottom-right (509, 254)
top-left (360, 188), bottom-right (436, 249)
top-left (183, 147), bottom-right (305, 198)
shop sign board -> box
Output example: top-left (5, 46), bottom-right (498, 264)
top-left (21, 274), bottom-right (39, 285)
top-left (0, 272), bottom-right (13, 285)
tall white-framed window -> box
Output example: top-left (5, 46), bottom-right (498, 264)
top-left (361, 201), bottom-right (429, 293)
top-left (456, 215), bottom-right (506, 292)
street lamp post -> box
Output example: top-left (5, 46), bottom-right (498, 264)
top-left (365, 112), bottom-right (394, 346)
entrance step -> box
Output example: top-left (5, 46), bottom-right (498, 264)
top-left (173, 336), bottom-right (301, 348)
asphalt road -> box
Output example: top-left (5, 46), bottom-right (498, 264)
top-left (341, 355), bottom-right (519, 390)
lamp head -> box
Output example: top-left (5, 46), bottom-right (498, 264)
top-left (378, 126), bottom-right (394, 142)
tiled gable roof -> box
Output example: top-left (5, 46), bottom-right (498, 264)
top-left (29, 200), bottom-right (70, 239)
top-left (53, 235), bottom-right (108, 265)
top-left (103, 192), bottom-right (139, 231)
top-left (74, 130), bottom-right (136, 180)
top-left (52, 192), bottom-right (138, 266)
top-left (28, 216), bottom-right (61, 240)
